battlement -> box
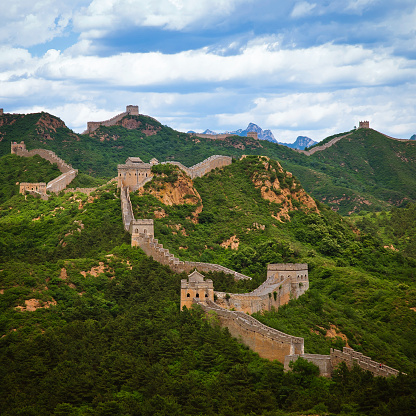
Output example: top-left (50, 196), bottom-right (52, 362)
top-left (359, 120), bottom-right (370, 128)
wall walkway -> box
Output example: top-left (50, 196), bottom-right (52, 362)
top-left (14, 147), bottom-right (78, 195)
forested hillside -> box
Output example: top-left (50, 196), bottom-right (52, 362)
top-left (1, 111), bottom-right (416, 214)
top-left (2, 145), bottom-right (416, 414)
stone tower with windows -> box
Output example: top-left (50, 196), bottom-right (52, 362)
top-left (180, 271), bottom-right (214, 310)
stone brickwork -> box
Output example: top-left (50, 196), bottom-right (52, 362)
top-left (284, 354), bottom-right (333, 377)
top-left (215, 263), bottom-right (309, 314)
top-left (118, 155), bottom-right (232, 191)
top-left (46, 169), bottom-right (78, 193)
top-left (198, 299), bottom-right (304, 362)
top-left (11, 141), bottom-right (26, 154)
top-left (131, 230), bottom-right (252, 280)
top-left (296, 133), bottom-right (353, 156)
top-left (117, 157), bottom-right (152, 190)
top-left (247, 131), bottom-right (258, 140)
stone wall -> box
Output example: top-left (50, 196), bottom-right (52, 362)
top-left (330, 347), bottom-right (401, 378)
top-left (120, 185), bottom-right (134, 232)
top-left (284, 347), bottom-right (402, 378)
top-left (296, 133), bottom-right (353, 156)
top-left (46, 169), bottom-right (78, 193)
top-left (161, 155), bottom-right (232, 179)
top-left (214, 263), bottom-right (308, 314)
top-left (12, 142), bottom-right (78, 193)
top-left (199, 300), bottom-right (304, 362)
top-left (130, 219), bottom-right (154, 238)
top-left (181, 271), bottom-right (214, 310)
top-left (284, 354), bottom-right (333, 378)
top-left (83, 105), bottom-right (140, 134)
top-left (14, 147), bottom-right (74, 173)
top-left (131, 231), bottom-right (252, 280)
top-left (359, 121), bottom-right (370, 128)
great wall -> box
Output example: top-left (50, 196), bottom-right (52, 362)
top-left (117, 150), bottom-right (402, 379)
top-left (11, 141), bottom-right (78, 199)
top-left (4, 106), bottom-right (404, 378)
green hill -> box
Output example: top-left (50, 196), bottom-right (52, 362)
top-left (1, 112), bottom-right (416, 214)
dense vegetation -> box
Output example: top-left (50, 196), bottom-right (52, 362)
top-left (0, 154), bottom-right (61, 203)
top-left (2, 112), bottom-right (416, 415)
top-left (1, 111), bottom-right (416, 213)
top-left (1, 184), bottom-right (416, 415)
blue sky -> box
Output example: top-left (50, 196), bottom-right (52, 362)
top-left (1, 0), bottom-right (415, 142)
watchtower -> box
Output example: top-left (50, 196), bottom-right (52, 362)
top-left (247, 131), bottom-right (258, 140)
top-left (359, 121), bottom-right (370, 129)
top-left (126, 105), bottom-right (139, 115)
top-left (130, 219), bottom-right (154, 238)
top-left (11, 141), bottom-right (26, 154)
top-left (181, 271), bottom-right (214, 310)
top-left (0, 108), bottom-right (3, 116)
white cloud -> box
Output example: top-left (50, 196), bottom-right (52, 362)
top-left (27, 42), bottom-right (415, 90)
top-left (0, 0), bottom-right (83, 47)
top-left (290, 2), bottom-right (316, 18)
top-left (74, 0), bottom-right (252, 38)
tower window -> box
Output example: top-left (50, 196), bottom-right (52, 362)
top-left (196, 293), bottom-right (199, 298)
top-left (187, 293), bottom-right (190, 297)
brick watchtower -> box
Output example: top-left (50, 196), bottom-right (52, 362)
top-left (359, 121), bottom-right (370, 129)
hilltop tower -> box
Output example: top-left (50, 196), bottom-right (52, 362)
top-left (126, 105), bottom-right (139, 115)
top-left (359, 121), bottom-right (370, 129)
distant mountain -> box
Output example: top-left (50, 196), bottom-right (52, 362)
top-left (410, 134), bottom-right (416, 140)
top-left (195, 124), bottom-right (317, 149)
top-left (278, 136), bottom-right (318, 150)
top-left (196, 123), bottom-right (277, 143)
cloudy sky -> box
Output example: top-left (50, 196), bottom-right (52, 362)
top-left (1, 0), bottom-right (416, 142)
